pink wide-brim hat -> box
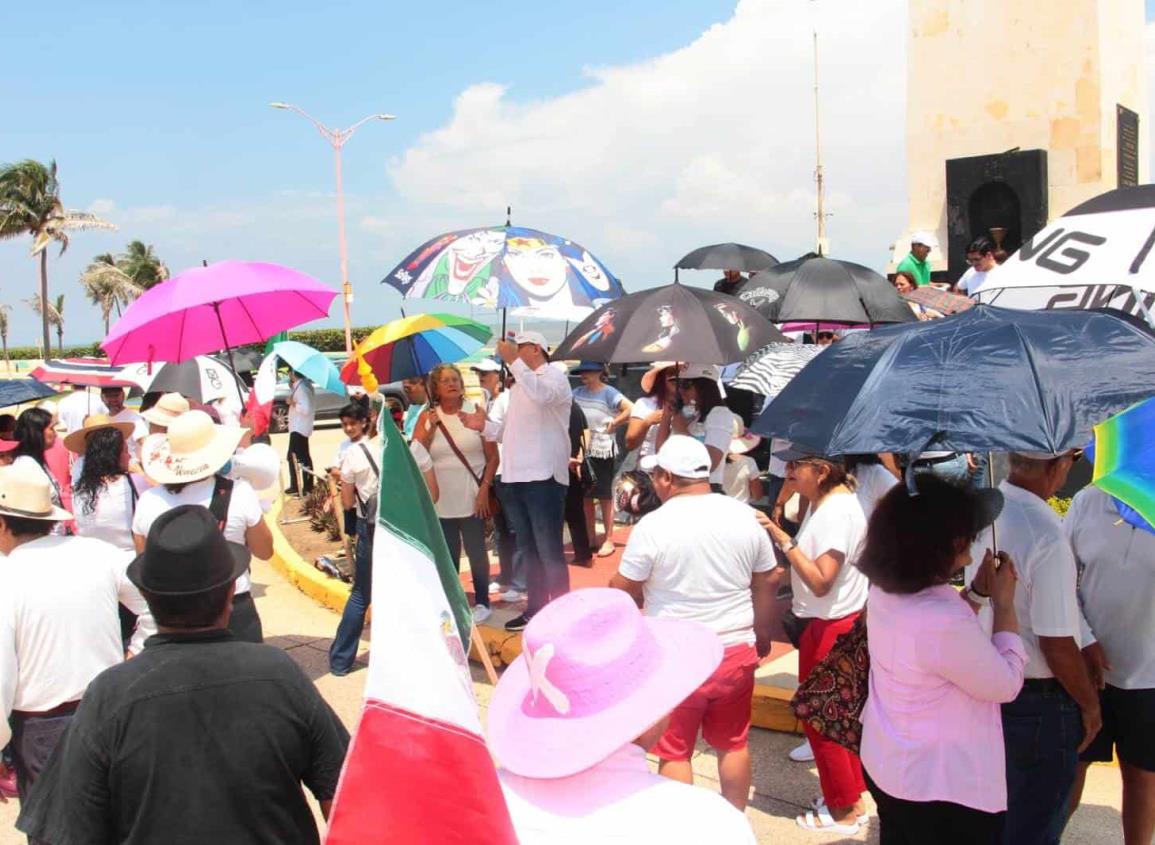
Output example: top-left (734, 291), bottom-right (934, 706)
top-left (488, 588), bottom-right (722, 779)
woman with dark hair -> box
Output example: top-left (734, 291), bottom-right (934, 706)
top-left (758, 447), bottom-right (869, 833)
top-left (571, 361), bottom-right (632, 556)
top-left (656, 364), bottom-right (733, 491)
top-left (626, 362), bottom-right (676, 468)
top-left (13, 407), bottom-right (68, 536)
top-left (67, 417), bottom-right (145, 551)
top-left (858, 476), bottom-right (1024, 843)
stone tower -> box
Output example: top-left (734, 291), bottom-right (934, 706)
top-left (895, 0), bottom-right (1148, 281)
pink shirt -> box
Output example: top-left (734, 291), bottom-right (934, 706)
top-left (860, 584), bottom-right (1026, 813)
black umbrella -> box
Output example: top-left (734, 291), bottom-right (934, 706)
top-left (753, 305), bottom-right (1155, 457)
top-left (553, 282), bottom-right (787, 364)
top-left (143, 356), bottom-right (247, 404)
top-left (0, 380), bottom-right (58, 408)
top-left (674, 243), bottom-right (779, 273)
top-left (735, 255), bottom-right (916, 325)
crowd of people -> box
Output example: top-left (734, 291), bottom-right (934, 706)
top-left (0, 281), bottom-right (1148, 845)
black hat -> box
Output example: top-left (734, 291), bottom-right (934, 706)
top-left (127, 505), bottom-right (251, 596)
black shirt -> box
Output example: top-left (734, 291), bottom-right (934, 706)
top-left (18, 629), bottom-right (350, 845)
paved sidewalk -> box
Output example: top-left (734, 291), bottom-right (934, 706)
top-left (2, 546), bottom-right (1127, 844)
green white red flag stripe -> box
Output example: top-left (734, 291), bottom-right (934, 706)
top-left (324, 417), bottom-right (518, 845)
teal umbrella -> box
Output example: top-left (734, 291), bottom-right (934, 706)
top-left (271, 340), bottom-right (346, 395)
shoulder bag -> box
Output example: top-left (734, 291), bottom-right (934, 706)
top-left (352, 442), bottom-right (381, 523)
top-left (789, 614), bottom-right (869, 753)
top-left (435, 419), bottom-right (500, 517)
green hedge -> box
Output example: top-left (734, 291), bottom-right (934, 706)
top-left (5, 343), bottom-right (104, 360)
top-left (279, 327), bottom-right (378, 353)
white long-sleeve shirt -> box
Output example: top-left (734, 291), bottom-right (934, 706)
top-left (483, 359), bottom-right (572, 485)
top-left (0, 535), bottom-right (154, 747)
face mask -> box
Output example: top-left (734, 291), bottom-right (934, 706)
top-left (219, 459), bottom-right (234, 477)
top-left (681, 402), bottom-right (698, 419)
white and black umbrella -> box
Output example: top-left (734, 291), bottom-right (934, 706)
top-left (730, 342), bottom-right (825, 399)
top-left (973, 184), bottom-right (1155, 320)
top-left (123, 356), bottom-right (246, 403)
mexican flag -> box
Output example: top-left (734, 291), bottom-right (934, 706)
top-left (324, 418), bottom-right (519, 845)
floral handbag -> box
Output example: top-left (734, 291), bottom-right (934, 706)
top-left (789, 615), bottom-right (869, 753)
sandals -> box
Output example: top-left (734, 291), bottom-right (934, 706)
top-left (796, 808), bottom-right (861, 835)
top-left (810, 796), bottom-right (868, 825)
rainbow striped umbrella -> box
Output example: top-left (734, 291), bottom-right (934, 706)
top-left (1091, 395), bottom-right (1155, 532)
top-left (340, 313), bottom-right (492, 391)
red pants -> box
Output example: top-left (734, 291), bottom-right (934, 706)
top-left (798, 612), bottom-right (866, 809)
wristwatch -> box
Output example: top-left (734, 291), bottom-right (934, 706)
top-left (966, 586), bottom-right (991, 607)
top-left (778, 538), bottom-right (798, 554)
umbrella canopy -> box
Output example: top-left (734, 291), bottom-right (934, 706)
top-left (552, 282), bottom-right (786, 364)
top-left (0, 379), bottom-right (58, 407)
top-left (735, 256), bottom-right (916, 325)
top-left (973, 185), bottom-right (1155, 321)
top-left (30, 357), bottom-right (149, 389)
top-left (1089, 396), bottom-right (1155, 531)
top-left (340, 313), bottom-right (492, 387)
top-left (101, 261), bottom-right (337, 365)
top-left (674, 243), bottom-right (779, 273)
top-left (272, 341), bottom-right (345, 396)
top-left (729, 343), bottom-right (826, 399)
top-left (753, 305), bottom-right (1155, 457)
top-left (381, 225), bottom-right (624, 315)
top-left (902, 287), bottom-right (974, 316)
top-left (138, 356), bottom-right (247, 404)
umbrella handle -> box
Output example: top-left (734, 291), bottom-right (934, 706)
top-left (987, 451), bottom-right (998, 555)
top-left (210, 301), bottom-right (247, 406)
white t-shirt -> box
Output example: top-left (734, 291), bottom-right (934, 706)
top-left (723, 455), bottom-right (759, 503)
top-left (57, 390), bottom-right (107, 435)
top-left (1065, 487), bottom-right (1155, 689)
top-left (966, 481), bottom-right (1081, 679)
top-left (340, 437), bottom-right (380, 519)
top-left (110, 409), bottom-right (147, 442)
top-left (629, 396), bottom-right (662, 465)
top-left (132, 477), bottom-right (264, 594)
top-left (792, 491), bottom-right (869, 620)
top-left (288, 380), bottom-right (315, 437)
top-left (957, 266), bottom-right (992, 295)
top-left (855, 463), bottom-right (898, 523)
top-left (618, 493), bottom-right (776, 646)
top-left (333, 437), bottom-right (353, 468)
top-left (686, 405), bottom-right (733, 486)
top-left (767, 437), bottom-right (791, 479)
top-left (429, 402), bottom-right (487, 519)
top-left (74, 474), bottom-right (151, 552)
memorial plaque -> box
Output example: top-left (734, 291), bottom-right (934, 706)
top-left (1117, 104), bottom-right (1139, 188)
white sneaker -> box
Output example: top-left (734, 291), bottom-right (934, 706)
top-left (489, 582), bottom-right (505, 595)
top-left (789, 739), bottom-right (815, 762)
top-left (500, 588), bottom-right (526, 603)
top-left (471, 605), bottom-right (493, 624)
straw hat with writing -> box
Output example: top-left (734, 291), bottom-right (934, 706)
top-left (63, 414), bottom-right (138, 455)
top-left (141, 410), bottom-right (244, 486)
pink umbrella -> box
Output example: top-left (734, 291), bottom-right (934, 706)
top-left (101, 261), bottom-right (337, 365)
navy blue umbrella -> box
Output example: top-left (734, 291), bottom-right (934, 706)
top-left (0, 379), bottom-right (58, 408)
top-left (753, 305), bottom-right (1155, 457)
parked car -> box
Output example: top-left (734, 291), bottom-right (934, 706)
top-left (270, 379), bottom-right (407, 433)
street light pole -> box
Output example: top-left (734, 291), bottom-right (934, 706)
top-left (271, 103), bottom-right (395, 355)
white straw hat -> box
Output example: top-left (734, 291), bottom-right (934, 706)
top-left (141, 410), bottom-right (244, 485)
top-left (141, 392), bottom-right (191, 429)
top-left (0, 462), bottom-right (72, 521)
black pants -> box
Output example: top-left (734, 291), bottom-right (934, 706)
top-left (286, 431), bottom-right (314, 494)
top-left (440, 517), bottom-right (490, 608)
top-left (229, 591), bottom-right (264, 643)
top-left (10, 705), bottom-right (78, 845)
top-left (564, 469), bottom-right (591, 562)
top-left (865, 769), bottom-right (1004, 845)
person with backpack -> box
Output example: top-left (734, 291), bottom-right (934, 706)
top-left (132, 410), bottom-right (273, 643)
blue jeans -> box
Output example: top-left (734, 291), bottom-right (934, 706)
top-left (493, 478), bottom-right (525, 592)
top-left (329, 516), bottom-right (373, 674)
top-left (1001, 681), bottom-right (1082, 845)
top-left (501, 478), bottom-right (568, 616)
top-left (913, 454), bottom-right (971, 486)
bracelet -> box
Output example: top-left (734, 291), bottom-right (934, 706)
top-left (777, 538), bottom-right (798, 554)
top-left (966, 587), bottom-right (991, 607)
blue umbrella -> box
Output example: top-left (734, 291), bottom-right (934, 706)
top-left (271, 341), bottom-right (346, 396)
top-left (753, 305), bottom-right (1155, 457)
top-left (0, 379), bottom-right (58, 407)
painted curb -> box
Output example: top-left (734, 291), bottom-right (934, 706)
top-left (267, 497), bottom-right (351, 614)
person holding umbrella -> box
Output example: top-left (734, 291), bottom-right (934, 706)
top-left (284, 369), bottom-right (315, 497)
top-left (656, 365), bottom-right (733, 492)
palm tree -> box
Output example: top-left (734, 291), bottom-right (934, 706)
top-left (80, 254), bottom-right (143, 334)
top-left (25, 293), bottom-right (63, 355)
top-left (119, 240), bottom-right (169, 289)
top-left (53, 293), bottom-right (65, 353)
top-left (0, 160), bottom-right (115, 353)
top-left (0, 305), bottom-right (11, 373)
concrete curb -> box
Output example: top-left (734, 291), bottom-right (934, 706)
top-left (266, 497), bottom-right (351, 614)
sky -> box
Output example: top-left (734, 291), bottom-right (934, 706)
top-left (1, 0), bottom-right (1154, 346)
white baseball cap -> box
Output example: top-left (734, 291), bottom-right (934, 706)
top-left (513, 330), bottom-right (549, 349)
top-left (678, 363), bottom-right (721, 381)
top-left (640, 435), bottom-right (712, 479)
top-left (911, 231), bottom-right (937, 248)
top-left (470, 358), bottom-right (503, 373)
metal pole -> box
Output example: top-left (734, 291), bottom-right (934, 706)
top-left (334, 143), bottom-right (353, 356)
top-left (812, 28), bottom-right (827, 256)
